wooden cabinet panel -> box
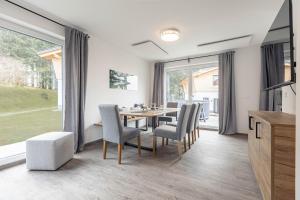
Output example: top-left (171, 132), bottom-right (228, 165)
top-left (248, 118), bottom-right (257, 159)
top-left (248, 111), bottom-right (295, 200)
top-left (274, 163), bottom-right (295, 200)
top-left (274, 136), bottom-right (295, 167)
top-left (259, 122), bottom-right (271, 200)
top-left (274, 126), bottom-right (295, 138)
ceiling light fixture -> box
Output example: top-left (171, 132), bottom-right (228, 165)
top-left (160, 29), bottom-right (180, 42)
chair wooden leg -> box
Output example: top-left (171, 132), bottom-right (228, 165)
top-left (197, 128), bottom-right (200, 138)
top-left (177, 140), bottom-right (182, 158)
top-left (162, 137), bottom-right (165, 147)
top-left (183, 137), bottom-right (187, 152)
top-left (153, 135), bottom-right (157, 156)
top-left (188, 133), bottom-right (191, 149)
top-left (118, 144), bottom-right (122, 164)
top-left (103, 140), bottom-right (107, 159)
top-left (194, 129), bottom-right (197, 141)
top-left (191, 131), bottom-right (194, 144)
top-left (166, 138), bottom-right (169, 145)
top-left (137, 135), bottom-right (141, 156)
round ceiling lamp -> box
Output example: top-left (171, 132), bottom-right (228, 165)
top-left (160, 29), bottom-right (180, 42)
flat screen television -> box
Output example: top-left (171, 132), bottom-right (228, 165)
top-left (261, 0), bottom-right (295, 90)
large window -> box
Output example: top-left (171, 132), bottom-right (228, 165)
top-left (0, 26), bottom-right (63, 147)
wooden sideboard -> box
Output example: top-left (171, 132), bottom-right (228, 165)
top-left (248, 111), bottom-right (295, 200)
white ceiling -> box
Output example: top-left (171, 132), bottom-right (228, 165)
top-left (14, 0), bottom-right (284, 61)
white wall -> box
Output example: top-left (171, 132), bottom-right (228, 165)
top-left (84, 36), bottom-right (151, 143)
top-left (235, 45), bottom-right (261, 133)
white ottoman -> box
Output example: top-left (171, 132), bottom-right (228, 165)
top-left (26, 132), bottom-right (74, 170)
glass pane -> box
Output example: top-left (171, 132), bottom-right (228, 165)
top-left (0, 27), bottom-right (63, 148)
top-left (192, 62), bottom-right (219, 130)
top-left (166, 69), bottom-right (190, 105)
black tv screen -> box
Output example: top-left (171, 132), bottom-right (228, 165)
top-left (261, 0), bottom-right (295, 90)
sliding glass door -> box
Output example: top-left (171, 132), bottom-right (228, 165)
top-left (165, 59), bottom-right (219, 130)
top-left (191, 65), bottom-right (219, 130)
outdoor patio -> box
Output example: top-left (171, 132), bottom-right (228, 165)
top-left (199, 113), bottom-right (219, 130)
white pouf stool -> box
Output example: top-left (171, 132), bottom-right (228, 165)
top-left (26, 132), bottom-right (74, 170)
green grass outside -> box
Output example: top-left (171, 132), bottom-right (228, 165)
top-left (0, 85), bottom-right (58, 112)
top-left (0, 86), bottom-right (62, 146)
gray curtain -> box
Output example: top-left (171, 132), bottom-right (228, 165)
top-left (64, 27), bottom-right (89, 153)
top-left (152, 62), bottom-right (164, 107)
top-left (219, 52), bottom-right (237, 135)
top-left (259, 43), bottom-right (284, 111)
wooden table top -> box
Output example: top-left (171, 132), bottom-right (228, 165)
top-left (119, 108), bottom-right (180, 117)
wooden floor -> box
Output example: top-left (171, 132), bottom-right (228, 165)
top-left (0, 130), bottom-right (262, 200)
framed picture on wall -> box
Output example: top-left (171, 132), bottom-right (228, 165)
top-left (109, 69), bottom-right (138, 91)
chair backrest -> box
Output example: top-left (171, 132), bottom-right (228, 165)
top-left (186, 104), bottom-right (197, 133)
top-left (166, 102), bottom-right (178, 117)
top-left (194, 103), bottom-right (201, 129)
top-left (98, 104), bottom-right (122, 144)
top-left (176, 104), bottom-right (192, 140)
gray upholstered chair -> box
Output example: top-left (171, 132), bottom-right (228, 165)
top-left (98, 104), bottom-right (141, 164)
top-left (158, 102), bottom-right (178, 124)
top-left (168, 104), bottom-right (197, 148)
top-left (194, 103), bottom-right (201, 138)
top-left (158, 102), bottom-right (178, 146)
top-left (153, 104), bottom-right (191, 157)
top-left (186, 104), bottom-right (197, 148)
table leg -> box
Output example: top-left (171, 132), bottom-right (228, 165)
top-left (124, 116), bottom-right (153, 151)
top-left (152, 116), bottom-right (157, 130)
top-left (124, 115), bottom-right (128, 127)
top-left (135, 120), bottom-right (139, 128)
top-left (145, 118), bottom-right (148, 131)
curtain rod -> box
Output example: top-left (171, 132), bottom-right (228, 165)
top-left (4, 0), bottom-right (90, 37)
top-left (162, 51), bottom-right (235, 64)
top-left (5, 0), bottom-right (65, 27)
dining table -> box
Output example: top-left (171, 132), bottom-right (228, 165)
top-left (119, 108), bottom-right (180, 151)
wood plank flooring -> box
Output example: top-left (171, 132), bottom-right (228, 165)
top-left (0, 130), bottom-right (262, 200)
